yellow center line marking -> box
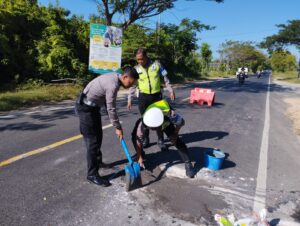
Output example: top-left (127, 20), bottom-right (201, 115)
top-left (0, 123), bottom-right (114, 168)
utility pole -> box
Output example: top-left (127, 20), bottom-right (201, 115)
top-left (156, 14), bottom-right (161, 56)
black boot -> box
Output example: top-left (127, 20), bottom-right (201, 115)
top-left (142, 136), bottom-right (150, 148)
top-left (158, 138), bottom-right (168, 152)
top-left (87, 175), bottom-right (111, 187)
top-left (142, 126), bottom-right (150, 148)
top-left (185, 162), bottom-right (195, 178)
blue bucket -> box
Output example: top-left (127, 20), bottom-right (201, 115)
top-left (204, 149), bottom-right (225, 171)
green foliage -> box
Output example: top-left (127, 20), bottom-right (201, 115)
top-left (0, 0), bottom-right (216, 88)
top-left (269, 50), bottom-right (297, 72)
top-left (0, 84), bottom-right (82, 111)
top-left (261, 20), bottom-right (300, 53)
top-left (122, 18), bottom-right (211, 80)
top-left (122, 23), bottom-right (155, 65)
top-left (93, 0), bottom-right (223, 30)
top-left (155, 19), bottom-right (211, 78)
top-left (272, 71), bottom-right (300, 84)
top-left (200, 42), bottom-right (212, 69)
top-left (17, 79), bottom-right (45, 90)
top-left (0, 0), bottom-right (89, 86)
top-left (218, 41), bottom-right (267, 73)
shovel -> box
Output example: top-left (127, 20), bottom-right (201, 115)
top-left (120, 138), bottom-right (142, 191)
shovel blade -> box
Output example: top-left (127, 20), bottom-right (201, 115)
top-left (124, 164), bottom-right (142, 192)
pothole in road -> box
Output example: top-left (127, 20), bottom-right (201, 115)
top-left (133, 176), bottom-right (229, 225)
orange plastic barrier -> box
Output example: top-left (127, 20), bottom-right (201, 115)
top-left (189, 88), bottom-right (215, 107)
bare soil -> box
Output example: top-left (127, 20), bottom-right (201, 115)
top-left (284, 98), bottom-right (300, 136)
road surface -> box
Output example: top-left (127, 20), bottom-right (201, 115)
top-left (1, 73), bottom-right (300, 225)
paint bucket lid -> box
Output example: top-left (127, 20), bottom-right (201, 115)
top-left (143, 107), bottom-right (164, 128)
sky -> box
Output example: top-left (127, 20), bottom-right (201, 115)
top-left (38, 0), bottom-right (300, 61)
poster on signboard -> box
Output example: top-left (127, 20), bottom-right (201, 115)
top-left (89, 24), bottom-right (122, 74)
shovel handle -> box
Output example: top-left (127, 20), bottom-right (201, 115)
top-left (121, 138), bottom-right (133, 165)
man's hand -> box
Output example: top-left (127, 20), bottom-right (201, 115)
top-left (170, 91), bottom-right (175, 101)
top-left (138, 157), bottom-right (145, 169)
top-left (116, 128), bottom-right (123, 140)
top-left (127, 101), bottom-right (132, 111)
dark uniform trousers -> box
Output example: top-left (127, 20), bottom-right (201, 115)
top-left (75, 102), bottom-right (103, 177)
top-left (132, 118), bottom-right (191, 163)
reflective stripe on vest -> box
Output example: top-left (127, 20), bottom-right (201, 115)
top-left (136, 61), bottom-right (161, 94)
top-left (145, 99), bottom-right (170, 115)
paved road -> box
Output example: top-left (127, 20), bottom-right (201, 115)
top-left (0, 74), bottom-right (300, 226)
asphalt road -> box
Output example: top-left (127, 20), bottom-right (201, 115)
top-left (0, 73), bottom-right (300, 226)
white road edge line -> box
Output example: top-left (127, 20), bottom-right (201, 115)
top-left (253, 74), bottom-right (271, 212)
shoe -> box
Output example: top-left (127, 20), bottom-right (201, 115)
top-left (87, 175), bottom-right (111, 187)
top-left (157, 139), bottom-right (168, 152)
top-left (185, 162), bottom-right (195, 178)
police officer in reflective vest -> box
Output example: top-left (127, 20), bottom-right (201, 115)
top-left (127, 48), bottom-right (175, 151)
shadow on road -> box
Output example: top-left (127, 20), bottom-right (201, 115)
top-left (175, 75), bottom-right (294, 95)
top-left (0, 122), bottom-right (54, 131)
top-left (103, 144), bottom-right (236, 188)
top-left (30, 108), bottom-right (74, 122)
top-left (102, 129), bottom-right (231, 186)
top-left (180, 130), bottom-right (229, 144)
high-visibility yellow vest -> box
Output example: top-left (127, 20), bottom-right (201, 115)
top-left (145, 99), bottom-right (170, 115)
top-left (135, 61), bottom-right (161, 94)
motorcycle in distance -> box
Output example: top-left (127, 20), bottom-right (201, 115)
top-left (257, 70), bottom-right (263, 78)
top-left (236, 67), bottom-right (248, 85)
top-left (238, 72), bottom-right (246, 84)
top-left (236, 71), bottom-right (246, 85)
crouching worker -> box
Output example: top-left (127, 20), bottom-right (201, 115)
top-left (131, 100), bottom-right (195, 178)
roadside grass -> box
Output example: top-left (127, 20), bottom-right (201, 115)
top-left (204, 70), bottom-right (233, 79)
top-left (272, 71), bottom-right (300, 84)
top-left (171, 71), bottom-right (233, 83)
top-left (0, 85), bottom-right (82, 112)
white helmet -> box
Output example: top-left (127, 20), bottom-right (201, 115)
top-left (143, 107), bottom-right (164, 128)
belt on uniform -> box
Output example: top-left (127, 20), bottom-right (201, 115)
top-left (83, 97), bottom-right (97, 107)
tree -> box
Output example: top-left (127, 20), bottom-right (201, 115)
top-left (260, 20), bottom-right (300, 53)
top-left (200, 42), bottom-right (212, 70)
top-left (157, 18), bottom-right (212, 77)
top-left (35, 7), bottom-right (88, 80)
top-left (91, 0), bottom-right (224, 30)
top-left (218, 41), bottom-right (267, 72)
top-left (0, 0), bottom-right (46, 84)
top-left (269, 50), bottom-right (297, 72)
top-left (121, 18), bottom-right (210, 78)
top-left (0, 0), bottom-right (89, 85)
top-left (122, 23), bottom-right (156, 65)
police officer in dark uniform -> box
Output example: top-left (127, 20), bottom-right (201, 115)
top-left (75, 67), bottom-right (139, 187)
top-left (127, 48), bottom-right (175, 151)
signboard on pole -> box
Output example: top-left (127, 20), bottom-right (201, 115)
top-left (89, 24), bottom-right (122, 74)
